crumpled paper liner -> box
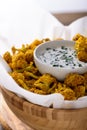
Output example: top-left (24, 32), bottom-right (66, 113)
top-left (0, 63), bottom-right (87, 109)
top-left (0, 0), bottom-right (87, 109)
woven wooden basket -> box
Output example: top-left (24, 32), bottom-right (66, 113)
top-left (1, 87), bottom-right (87, 130)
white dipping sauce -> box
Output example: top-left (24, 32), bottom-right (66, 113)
top-left (38, 46), bottom-right (87, 69)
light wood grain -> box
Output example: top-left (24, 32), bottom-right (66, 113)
top-left (0, 91), bottom-right (33, 130)
top-left (1, 87), bottom-right (87, 130)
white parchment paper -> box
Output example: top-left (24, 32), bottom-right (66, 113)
top-left (0, 0), bottom-right (87, 109)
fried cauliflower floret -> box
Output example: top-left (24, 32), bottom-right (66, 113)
top-left (12, 51), bottom-right (25, 61)
top-left (34, 73), bottom-right (57, 94)
top-left (83, 72), bottom-right (87, 91)
top-left (83, 72), bottom-right (87, 81)
top-left (11, 44), bottom-right (30, 54)
top-left (11, 52), bottom-right (28, 70)
top-left (2, 37), bottom-right (87, 100)
top-left (10, 71), bottom-right (25, 82)
top-left (29, 39), bottom-right (42, 50)
top-left (10, 71), bottom-right (29, 90)
top-left (73, 33), bottom-right (82, 41)
top-left (25, 79), bottom-right (36, 88)
top-left (3, 51), bottom-right (12, 63)
top-left (55, 82), bottom-right (76, 100)
top-left (56, 82), bottom-right (66, 92)
top-left (41, 38), bottom-right (50, 43)
top-left (60, 88), bottom-right (76, 100)
top-left (74, 85), bottom-right (85, 98)
top-left (11, 60), bottom-right (28, 70)
top-left (23, 71), bottom-right (39, 80)
top-left (29, 87), bottom-right (46, 95)
top-left (73, 33), bottom-right (87, 62)
top-left (77, 50), bottom-right (87, 62)
top-left (24, 49), bottom-right (33, 63)
top-left (15, 62), bottom-right (39, 75)
top-left (24, 62), bottom-right (39, 74)
top-left (64, 73), bottom-right (85, 88)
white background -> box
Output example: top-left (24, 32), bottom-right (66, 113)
top-left (0, 0), bottom-right (86, 47)
top-left (35, 0), bottom-right (87, 13)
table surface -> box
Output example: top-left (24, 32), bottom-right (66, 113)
top-left (0, 92), bottom-right (33, 130)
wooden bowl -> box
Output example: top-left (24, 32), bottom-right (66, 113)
top-left (1, 87), bottom-right (87, 130)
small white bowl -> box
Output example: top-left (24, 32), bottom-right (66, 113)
top-left (34, 40), bottom-right (87, 81)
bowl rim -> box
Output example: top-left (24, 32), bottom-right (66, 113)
top-left (34, 40), bottom-right (87, 71)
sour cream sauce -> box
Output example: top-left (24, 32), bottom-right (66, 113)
top-left (39, 46), bottom-right (87, 69)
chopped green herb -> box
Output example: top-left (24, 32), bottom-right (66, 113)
top-left (78, 64), bottom-right (82, 67)
top-left (39, 46), bottom-right (87, 69)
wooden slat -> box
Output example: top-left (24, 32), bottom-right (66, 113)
top-left (1, 87), bottom-right (87, 130)
top-left (0, 88), bottom-right (33, 130)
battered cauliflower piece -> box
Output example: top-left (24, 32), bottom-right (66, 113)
top-left (29, 87), bottom-right (46, 95)
top-left (2, 37), bottom-right (87, 100)
top-left (55, 82), bottom-right (76, 100)
top-left (41, 38), bottom-right (50, 43)
top-left (59, 88), bottom-right (76, 100)
top-left (12, 51), bottom-right (25, 61)
top-left (29, 39), bottom-right (42, 50)
top-left (10, 71), bottom-right (28, 89)
top-left (73, 33), bottom-right (85, 44)
top-left (77, 51), bottom-right (87, 62)
top-left (74, 85), bottom-right (85, 98)
top-left (83, 72), bottom-right (87, 81)
top-left (24, 49), bottom-right (33, 63)
top-left (64, 73), bottom-right (85, 88)
top-left (11, 44), bottom-right (30, 54)
top-left (10, 71), bottom-right (25, 82)
top-left (73, 33), bottom-right (87, 62)
top-left (10, 71), bottom-right (32, 90)
top-left (11, 59), bottom-right (28, 70)
top-left (3, 51), bottom-right (12, 63)
top-left (11, 52), bottom-right (28, 70)
top-left (83, 72), bottom-right (87, 91)
top-left (25, 79), bottom-right (36, 88)
top-left (56, 82), bottom-right (66, 92)
top-left (34, 73), bottom-right (57, 94)
top-left (23, 71), bottom-right (39, 80)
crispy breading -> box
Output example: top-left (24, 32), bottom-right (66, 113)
top-left (55, 82), bottom-right (76, 100)
top-left (34, 73), bottom-right (57, 94)
top-left (74, 85), bottom-right (85, 98)
top-left (29, 87), bottom-right (47, 95)
top-left (24, 49), bottom-right (33, 63)
top-left (73, 33), bottom-right (87, 62)
top-left (83, 72), bottom-right (87, 91)
top-left (64, 73), bottom-right (85, 88)
top-left (2, 36), bottom-right (87, 100)
top-left (29, 39), bottom-right (42, 50)
top-left (59, 88), bottom-right (76, 100)
top-left (3, 51), bottom-right (12, 63)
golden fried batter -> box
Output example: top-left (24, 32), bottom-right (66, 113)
top-left (83, 72), bottom-right (87, 91)
top-left (73, 33), bottom-right (87, 62)
top-left (83, 72), bottom-right (87, 80)
top-left (64, 73), bottom-right (85, 88)
top-left (29, 39), bottom-right (42, 50)
top-left (74, 85), bottom-right (85, 98)
top-left (9, 71), bottom-right (29, 89)
top-left (55, 82), bottom-right (76, 100)
top-left (2, 35), bottom-right (87, 100)
top-left (34, 73), bottom-right (57, 94)
top-left (59, 88), bottom-right (76, 100)
top-left (29, 87), bottom-right (47, 95)
top-left (3, 51), bottom-right (12, 64)
top-left (24, 49), bottom-right (33, 63)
